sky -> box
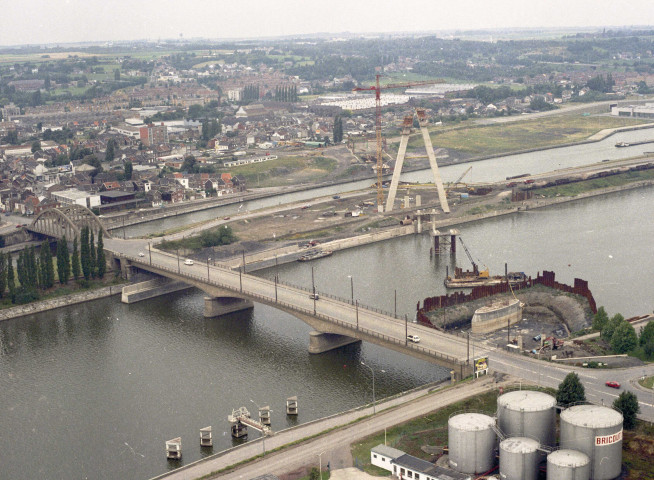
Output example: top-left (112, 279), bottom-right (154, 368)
top-left (3, 0), bottom-right (654, 46)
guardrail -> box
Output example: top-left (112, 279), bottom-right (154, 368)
top-left (122, 254), bottom-right (464, 366)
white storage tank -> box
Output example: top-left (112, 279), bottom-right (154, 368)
top-left (448, 412), bottom-right (496, 474)
top-left (547, 449), bottom-right (590, 480)
top-left (499, 436), bottom-right (540, 480)
top-left (560, 405), bottom-right (623, 480)
top-left (497, 390), bottom-right (557, 447)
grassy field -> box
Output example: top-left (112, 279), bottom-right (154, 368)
top-left (639, 376), bottom-right (654, 389)
top-left (218, 155), bottom-right (338, 187)
top-left (406, 114), bottom-right (650, 157)
top-left (538, 169), bottom-right (654, 197)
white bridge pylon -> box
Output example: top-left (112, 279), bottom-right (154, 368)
top-left (385, 109), bottom-right (450, 214)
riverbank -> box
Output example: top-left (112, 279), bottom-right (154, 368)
top-left (0, 282), bottom-right (122, 322)
top-left (225, 176), bottom-right (654, 272)
top-left (151, 375), bottom-right (516, 480)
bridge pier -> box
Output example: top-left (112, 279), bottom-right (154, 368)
top-left (204, 296), bottom-right (254, 318)
top-left (308, 331), bottom-right (361, 354)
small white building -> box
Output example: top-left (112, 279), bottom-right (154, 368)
top-left (371, 444), bottom-right (472, 480)
top-left (52, 189), bottom-right (101, 209)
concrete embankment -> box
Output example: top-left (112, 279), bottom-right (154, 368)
top-left (237, 178), bottom-right (654, 272)
top-left (0, 284), bottom-right (122, 322)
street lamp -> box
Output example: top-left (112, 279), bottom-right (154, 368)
top-left (207, 257), bottom-right (211, 281)
top-left (361, 361), bottom-right (380, 414)
top-left (249, 399), bottom-right (266, 457)
top-left (148, 242), bottom-right (152, 265)
top-left (312, 266), bottom-right (316, 315)
top-left (347, 275), bottom-right (353, 304)
top-left (318, 450), bottom-right (326, 479)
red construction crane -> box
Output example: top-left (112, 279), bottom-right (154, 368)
top-left (353, 74), bottom-right (445, 211)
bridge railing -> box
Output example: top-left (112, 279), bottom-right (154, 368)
top-left (271, 276), bottom-right (401, 320)
top-left (123, 254), bottom-right (464, 366)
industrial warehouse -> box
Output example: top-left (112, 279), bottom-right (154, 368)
top-left (371, 390), bottom-right (624, 480)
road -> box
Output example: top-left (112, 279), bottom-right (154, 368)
top-left (106, 226), bottom-right (654, 424)
top-left (151, 376), bottom-right (511, 480)
top-left (106, 237), bottom-right (472, 369)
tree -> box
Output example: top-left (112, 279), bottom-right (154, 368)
top-left (0, 252), bottom-right (6, 298)
top-left (31, 140), bottom-right (41, 153)
top-left (556, 372), bottom-right (586, 406)
top-left (124, 161), bottom-right (133, 180)
top-left (89, 230), bottom-right (96, 279)
top-left (610, 321), bottom-right (638, 354)
top-left (96, 230), bottom-right (106, 279)
top-left (114, 69), bottom-right (121, 81)
top-left (39, 240), bottom-right (52, 289)
top-left (333, 115), bottom-right (343, 143)
top-left (602, 313), bottom-right (625, 341)
top-left (613, 391), bottom-right (640, 429)
top-left (71, 236), bottom-right (81, 280)
top-left (309, 467), bottom-right (320, 480)
top-left (105, 140), bottom-right (115, 162)
top-left (640, 321), bottom-right (654, 347)
top-left (592, 306), bottom-right (609, 331)
top-left (56, 237), bottom-right (69, 284)
top-left (80, 227), bottom-right (90, 281)
top-left (7, 256), bottom-right (15, 303)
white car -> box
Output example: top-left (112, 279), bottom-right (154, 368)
top-left (138, 252), bottom-right (145, 257)
top-left (184, 259), bottom-right (194, 265)
top-left (407, 334), bottom-right (420, 343)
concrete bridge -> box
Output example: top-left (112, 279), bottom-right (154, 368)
top-left (105, 237), bottom-right (473, 379)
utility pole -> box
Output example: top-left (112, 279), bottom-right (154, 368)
top-left (148, 242), bottom-right (152, 265)
top-left (312, 266), bottom-right (316, 315)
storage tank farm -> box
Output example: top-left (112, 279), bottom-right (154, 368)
top-left (497, 390), bottom-right (556, 447)
top-left (499, 436), bottom-right (540, 480)
top-left (447, 412), bottom-right (496, 474)
top-left (547, 449), bottom-right (591, 480)
top-left (560, 405), bottom-right (623, 480)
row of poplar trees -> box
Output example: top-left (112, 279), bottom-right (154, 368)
top-left (0, 226), bottom-right (106, 304)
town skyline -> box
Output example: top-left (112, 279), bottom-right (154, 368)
top-left (3, 0), bottom-right (654, 47)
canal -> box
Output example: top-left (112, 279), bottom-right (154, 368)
top-left (123, 127), bottom-right (654, 238)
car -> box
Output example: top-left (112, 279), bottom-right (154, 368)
top-left (184, 259), bottom-right (194, 265)
top-left (309, 293), bottom-right (319, 300)
top-left (223, 216), bottom-right (230, 220)
top-left (606, 381), bottom-right (620, 389)
top-left (407, 334), bottom-right (420, 343)
top-left (138, 252), bottom-right (145, 257)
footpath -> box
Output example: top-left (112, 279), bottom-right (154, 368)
top-left (151, 375), bottom-right (516, 480)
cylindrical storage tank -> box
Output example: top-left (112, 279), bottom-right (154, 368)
top-left (497, 390), bottom-right (556, 447)
top-left (547, 449), bottom-right (590, 480)
top-left (448, 413), bottom-right (496, 474)
top-left (499, 437), bottom-right (540, 480)
top-left (560, 405), bottom-right (623, 480)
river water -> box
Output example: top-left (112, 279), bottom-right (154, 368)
top-left (1, 133), bottom-right (654, 479)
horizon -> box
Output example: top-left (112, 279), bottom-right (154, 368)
top-left (2, 0), bottom-right (654, 48)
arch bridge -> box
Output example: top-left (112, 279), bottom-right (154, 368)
top-left (26, 204), bottom-right (111, 240)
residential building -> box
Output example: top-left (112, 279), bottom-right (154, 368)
top-left (139, 123), bottom-right (169, 146)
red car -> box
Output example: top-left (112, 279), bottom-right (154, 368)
top-left (605, 381), bottom-right (621, 389)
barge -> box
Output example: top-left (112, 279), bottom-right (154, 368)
top-left (445, 268), bottom-right (526, 289)
top-left (298, 249), bottom-right (333, 262)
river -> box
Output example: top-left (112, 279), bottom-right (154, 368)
top-left (1, 139), bottom-right (653, 479)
